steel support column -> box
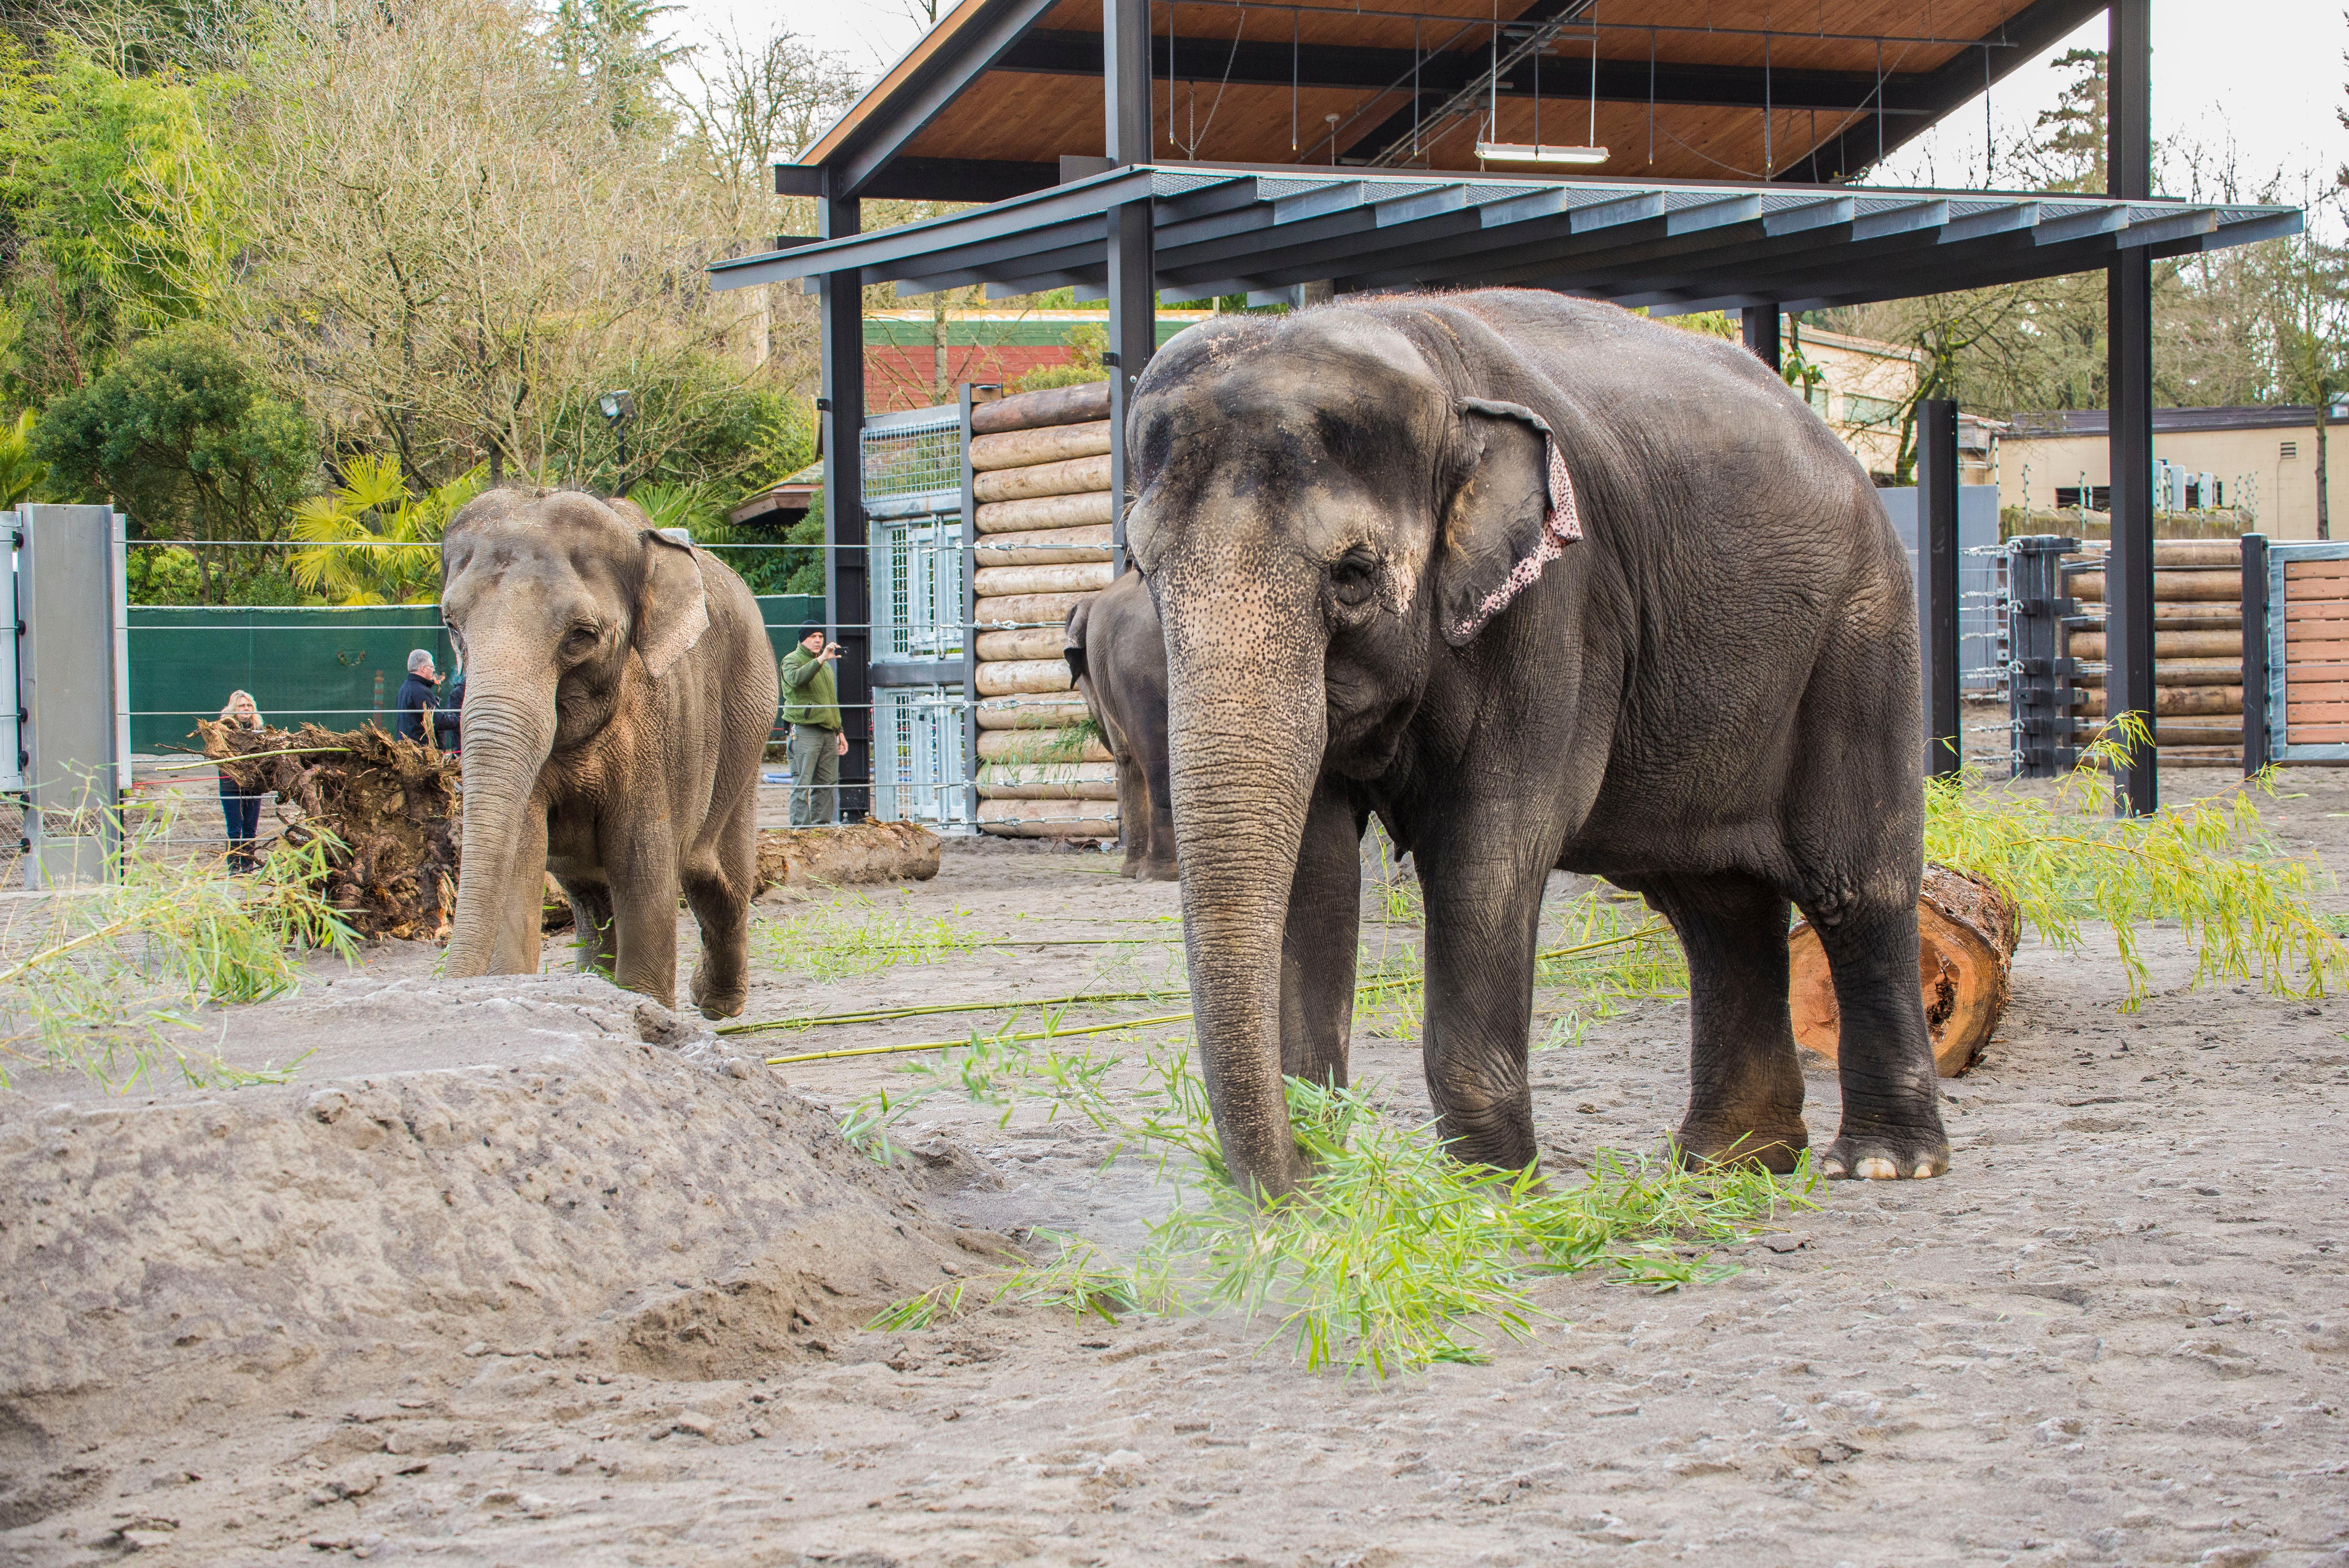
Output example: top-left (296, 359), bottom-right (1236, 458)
top-left (818, 189), bottom-right (870, 821)
top-left (1106, 200), bottom-right (1154, 573)
top-left (1104, 0), bottom-right (1149, 164)
top-left (1741, 305), bottom-right (1782, 372)
top-left (1917, 397), bottom-right (1962, 778)
top-left (2241, 533), bottom-right (2271, 776)
top-left (2106, 0), bottom-right (2155, 814)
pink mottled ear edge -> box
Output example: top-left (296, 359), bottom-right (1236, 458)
top-left (1445, 399), bottom-right (1584, 645)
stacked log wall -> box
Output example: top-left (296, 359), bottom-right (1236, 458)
top-left (2064, 539), bottom-right (2247, 759)
top-left (967, 380), bottom-right (1117, 837)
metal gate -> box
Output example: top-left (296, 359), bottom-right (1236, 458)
top-left (859, 403), bottom-right (974, 827)
top-left (2262, 540), bottom-right (2349, 763)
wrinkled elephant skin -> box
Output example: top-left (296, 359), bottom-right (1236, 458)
top-left (1126, 290), bottom-right (1944, 1198)
top-left (1066, 570), bottom-right (1177, 881)
top-left (437, 490), bottom-right (780, 1019)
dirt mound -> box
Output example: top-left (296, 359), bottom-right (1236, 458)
top-left (0, 975), bottom-right (975, 1491)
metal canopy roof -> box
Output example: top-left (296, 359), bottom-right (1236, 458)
top-left (788, 0), bottom-right (2105, 200)
top-left (714, 163), bottom-right (2299, 315)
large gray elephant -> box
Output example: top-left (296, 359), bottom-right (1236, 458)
top-left (1126, 290), bottom-right (1943, 1199)
top-left (1065, 569), bottom-right (1176, 881)
top-left (437, 489), bottom-right (779, 1018)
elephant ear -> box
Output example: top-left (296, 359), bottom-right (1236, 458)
top-left (1435, 396), bottom-right (1583, 647)
top-left (635, 528), bottom-right (711, 680)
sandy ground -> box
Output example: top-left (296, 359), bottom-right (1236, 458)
top-left (1, 763), bottom-right (2347, 1566)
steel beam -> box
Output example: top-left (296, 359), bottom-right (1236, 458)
top-left (1917, 399), bottom-right (1962, 779)
top-left (1107, 199), bottom-right (1154, 572)
top-left (1741, 306), bottom-right (1780, 372)
top-left (818, 191), bottom-right (871, 821)
top-left (1105, 0), bottom-right (1150, 165)
top-left (2107, 0), bottom-right (2156, 816)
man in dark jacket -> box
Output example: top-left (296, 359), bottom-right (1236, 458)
top-left (395, 649), bottom-right (440, 744)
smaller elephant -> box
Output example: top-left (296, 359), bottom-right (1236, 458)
top-left (438, 490), bottom-right (780, 1017)
top-left (1065, 569), bottom-right (1176, 881)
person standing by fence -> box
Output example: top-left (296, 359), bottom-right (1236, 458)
top-left (216, 690), bottom-right (267, 872)
top-left (780, 625), bottom-right (845, 826)
top-left (395, 649), bottom-right (440, 744)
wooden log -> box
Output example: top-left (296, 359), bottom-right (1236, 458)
top-left (975, 657), bottom-right (1075, 696)
top-left (756, 821), bottom-right (941, 892)
top-left (973, 560), bottom-right (1116, 598)
top-left (976, 760), bottom-right (1119, 800)
top-left (976, 692), bottom-right (1092, 729)
top-left (2075, 659), bottom-right (2241, 688)
top-left (976, 627), bottom-right (1071, 661)
top-left (976, 491), bottom-right (1116, 535)
top-left (979, 798), bottom-right (1119, 838)
top-left (976, 727), bottom-right (1113, 762)
top-left (2069, 542), bottom-right (2242, 568)
top-left (2140, 721), bottom-right (2243, 744)
top-left (969, 379), bottom-right (1111, 435)
top-left (1789, 863), bottom-right (2018, 1078)
top-left (2069, 570), bottom-right (2243, 603)
top-left (2067, 605), bottom-right (2242, 628)
top-left (973, 590), bottom-right (1095, 629)
top-left (973, 453), bottom-right (1112, 504)
top-left (970, 419), bottom-right (1112, 472)
top-left (2076, 685), bottom-right (2243, 718)
top-left (2068, 629), bottom-right (2243, 660)
top-left (974, 524), bottom-right (1113, 567)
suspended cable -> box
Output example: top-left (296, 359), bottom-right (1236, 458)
top-left (1290, 5), bottom-right (1298, 150)
top-left (1413, 17), bottom-right (1421, 158)
top-left (1983, 43), bottom-right (1993, 184)
top-left (1647, 25), bottom-right (1655, 164)
top-left (1875, 38), bottom-right (1884, 164)
top-left (1763, 31), bottom-right (1771, 174)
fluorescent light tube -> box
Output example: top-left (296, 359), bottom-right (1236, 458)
top-left (1475, 142), bottom-right (1609, 165)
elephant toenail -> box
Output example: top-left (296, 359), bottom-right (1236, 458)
top-left (1821, 1159), bottom-right (1848, 1179)
top-left (1855, 1156), bottom-right (1898, 1180)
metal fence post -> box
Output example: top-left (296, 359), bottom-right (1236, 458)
top-left (2242, 532), bottom-right (2270, 776)
top-left (959, 382), bottom-right (980, 828)
top-left (2007, 535), bottom-right (2082, 779)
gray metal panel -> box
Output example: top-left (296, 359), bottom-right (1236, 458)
top-left (0, 512), bottom-right (20, 793)
top-left (1880, 484), bottom-right (2002, 694)
top-left (20, 504), bottom-right (124, 885)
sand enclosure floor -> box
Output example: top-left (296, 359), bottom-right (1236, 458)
top-left (2, 769), bottom-right (2347, 1565)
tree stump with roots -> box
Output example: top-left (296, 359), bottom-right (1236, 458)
top-left (1788, 864), bottom-right (2021, 1078)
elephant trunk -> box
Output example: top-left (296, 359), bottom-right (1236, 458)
top-left (1163, 599), bottom-right (1328, 1201)
top-left (444, 677), bottom-right (556, 977)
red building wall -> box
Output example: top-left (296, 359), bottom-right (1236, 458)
top-left (863, 345), bottom-right (1076, 412)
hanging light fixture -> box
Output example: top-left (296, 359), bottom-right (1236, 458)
top-left (1477, 28), bottom-right (1606, 166)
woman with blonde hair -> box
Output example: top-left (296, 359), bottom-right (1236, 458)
top-left (217, 690), bottom-right (266, 873)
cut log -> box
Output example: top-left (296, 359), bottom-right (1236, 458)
top-left (976, 492), bottom-right (1116, 535)
top-left (756, 821), bottom-right (941, 892)
top-left (198, 720), bottom-right (460, 943)
top-left (974, 524), bottom-right (1113, 567)
top-left (977, 760), bottom-right (1119, 800)
top-left (972, 560), bottom-right (1116, 598)
top-left (2070, 541), bottom-right (2241, 568)
top-left (2075, 661), bottom-right (2241, 690)
top-left (973, 453), bottom-right (1114, 504)
top-left (1788, 863), bottom-right (2019, 1078)
top-left (973, 590), bottom-right (1096, 629)
top-left (2068, 629), bottom-right (2242, 660)
top-left (979, 798), bottom-right (1118, 837)
top-left (970, 419), bottom-right (1112, 471)
top-left (976, 627), bottom-right (1072, 661)
top-left (2076, 684), bottom-right (2243, 718)
top-left (975, 657), bottom-right (1076, 696)
top-left (969, 379), bottom-right (1110, 435)
top-left (976, 692), bottom-right (1092, 729)
top-left (976, 727), bottom-right (1112, 763)
top-left (2068, 570), bottom-right (2242, 603)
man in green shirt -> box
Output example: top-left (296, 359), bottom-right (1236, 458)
top-left (780, 625), bottom-right (847, 826)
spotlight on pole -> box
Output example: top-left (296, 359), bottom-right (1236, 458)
top-left (597, 389), bottom-right (636, 495)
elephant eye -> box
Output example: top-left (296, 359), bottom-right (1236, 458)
top-left (562, 624), bottom-right (598, 653)
top-left (1329, 548), bottom-right (1379, 608)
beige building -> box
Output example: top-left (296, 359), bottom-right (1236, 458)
top-left (1995, 406), bottom-right (2347, 540)
top-left (1777, 321), bottom-right (1927, 481)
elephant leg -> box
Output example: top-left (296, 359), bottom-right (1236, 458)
top-left (562, 878), bottom-right (617, 980)
top-left (1279, 779), bottom-right (1362, 1088)
top-left (1109, 732), bottom-right (1150, 881)
top-left (487, 807), bottom-right (549, 975)
top-left (1805, 893), bottom-right (1949, 1180)
top-left (608, 825), bottom-right (682, 1010)
top-left (1417, 834), bottom-right (1549, 1174)
top-left (1641, 874), bottom-right (1809, 1174)
top-left (1137, 715), bottom-right (1179, 883)
top-left (684, 791), bottom-right (756, 1020)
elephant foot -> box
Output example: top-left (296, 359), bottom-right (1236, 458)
top-left (688, 971), bottom-right (748, 1021)
top-left (1675, 1114), bottom-right (1810, 1176)
top-left (1820, 1121), bottom-right (1950, 1181)
top-left (1138, 857), bottom-right (1180, 883)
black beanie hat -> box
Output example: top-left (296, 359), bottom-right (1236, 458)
top-left (796, 624), bottom-right (825, 643)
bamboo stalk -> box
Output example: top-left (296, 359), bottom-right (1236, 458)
top-left (765, 1011), bottom-right (1196, 1067)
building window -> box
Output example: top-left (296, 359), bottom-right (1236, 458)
top-left (2055, 486), bottom-right (2112, 511)
top-left (1845, 393), bottom-right (1898, 428)
top-left (2282, 440), bottom-right (2299, 460)
top-left (1807, 384), bottom-right (1830, 416)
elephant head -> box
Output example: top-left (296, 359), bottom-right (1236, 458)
top-left (1125, 306), bottom-right (1578, 1198)
top-left (438, 489), bottom-right (710, 977)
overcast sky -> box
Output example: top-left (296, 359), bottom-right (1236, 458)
top-left (672, 0), bottom-right (2348, 198)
